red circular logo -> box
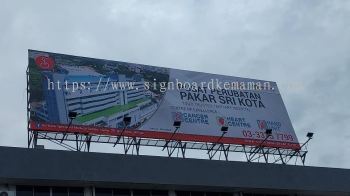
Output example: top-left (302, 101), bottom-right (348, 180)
top-left (35, 56), bottom-right (54, 70)
top-left (217, 117), bottom-right (225, 126)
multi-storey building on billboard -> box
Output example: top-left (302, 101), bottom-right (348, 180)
top-left (40, 65), bottom-right (153, 128)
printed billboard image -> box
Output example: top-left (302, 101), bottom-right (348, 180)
top-left (28, 50), bottom-right (300, 149)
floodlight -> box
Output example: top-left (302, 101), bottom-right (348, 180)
top-left (62, 112), bottom-right (77, 143)
top-left (173, 121), bottom-right (181, 128)
top-left (221, 126), bottom-right (228, 133)
top-left (307, 132), bottom-right (314, 138)
top-left (68, 111), bottom-right (78, 119)
top-left (265, 129), bottom-right (272, 135)
top-left (123, 116), bottom-right (131, 125)
top-left (162, 120), bottom-right (181, 150)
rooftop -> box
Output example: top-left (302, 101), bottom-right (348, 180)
top-left (0, 146), bottom-right (350, 195)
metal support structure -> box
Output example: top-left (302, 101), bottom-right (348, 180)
top-left (27, 129), bottom-right (310, 165)
top-left (26, 67), bottom-right (31, 148)
top-left (164, 140), bottom-right (186, 158)
top-left (121, 136), bottom-right (141, 155)
top-left (275, 136), bottom-right (312, 166)
top-left (160, 124), bottom-right (186, 158)
top-left (207, 143), bottom-right (230, 161)
top-left (247, 134), bottom-right (272, 162)
top-left (60, 119), bottom-right (73, 143)
top-left (111, 118), bottom-right (141, 155)
top-left (162, 126), bottom-right (180, 150)
top-left (207, 131), bottom-right (229, 160)
top-left (113, 124), bottom-right (128, 147)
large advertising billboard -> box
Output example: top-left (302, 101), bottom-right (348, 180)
top-left (28, 50), bottom-right (300, 149)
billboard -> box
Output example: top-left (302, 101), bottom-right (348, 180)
top-left (28, 50), bottom-right (300, 150)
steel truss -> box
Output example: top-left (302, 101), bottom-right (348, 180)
top-left (27, 130), bottom-right (310, 165)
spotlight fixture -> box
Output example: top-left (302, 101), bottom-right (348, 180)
top-left (307, 132), bottom-right (314, 138)
top-left (62, 111), bottom-right (78, 143)
top-left (162, 120), bottom-right (182, 150)
top-left (173, 121), bottom-right (181, 128)
top-left (265, 129), bottom-right (272, 135)
top-left (123, 116), bottom-right (131, 125)
top-left (68, 111), bottom-right (78, 119)
top-left (221, 126), bottom-right (228, 133)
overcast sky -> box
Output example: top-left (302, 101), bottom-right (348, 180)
top-left (0, 0), bottom-right (349, 168)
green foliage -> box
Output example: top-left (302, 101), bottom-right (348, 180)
top-left (28, 58), bottom-right (43, 102)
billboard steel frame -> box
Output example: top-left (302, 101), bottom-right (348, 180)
top-left (27, 129), bottom-right (309, 165)
top-left (26, 62), bottom-right (310, 166)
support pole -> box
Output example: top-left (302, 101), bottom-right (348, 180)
top-left (162, 126), bottom-right (180, 150)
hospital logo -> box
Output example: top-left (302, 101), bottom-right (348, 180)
top-left (173, 112), bottom-right (182, 122)
top-left (216, 116), bottom-right (226, 126)
top-left (172, 112), bottom-right (209, 125)
top-left (35, 55), bottom-right (55, 70)
top-left (257, 120), bottom-right (281, 131)
top-left (257, 120), bottom-right (267, 130)
top-left (217, 116), bottom-right (251, 128)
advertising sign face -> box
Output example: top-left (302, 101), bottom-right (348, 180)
top-left (28, 50), bottom-right (300, 149)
